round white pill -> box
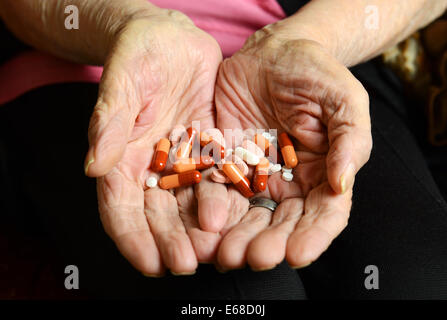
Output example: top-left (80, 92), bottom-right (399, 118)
top-left (270, 164), bottom-right (282, 173)
top-left (282, 172), bottom-right (294, 182)
top-left (282, 166), bottom-right (293, 173)
top-left (146, 177), bottom-right (158, 188)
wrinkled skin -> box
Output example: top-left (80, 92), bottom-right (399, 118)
top-left (85, 13), bottom-right (373, 275)
top-left (213, 34), bottom-right (372, 270)
top-left (84, 13), bottom-right (225, 276)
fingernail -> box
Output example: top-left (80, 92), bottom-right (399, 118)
top-left (142, 272), bottom-right (164, 278)
top-left (251, 265), bottom-right (276, 272)
top-left (290, 261), bottom-right (312, 269)
top-left (340, 163), bottom-right (355, 194)
top-left (84, 154), bottom-right (95, 176)
top-left (171, 270), bottom-right (196, 276)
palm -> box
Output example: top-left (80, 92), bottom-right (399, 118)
top-left (87, 17), bottom-right (223, 275)
top-left (214, 39), bottom-right (370, 270)
top-left (217, 43), bottom-right (332, 200)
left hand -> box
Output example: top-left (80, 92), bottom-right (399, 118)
top-left (84, 11), bottom-right (224, 276)
top-left (214, 29), bottom-right (372, 270)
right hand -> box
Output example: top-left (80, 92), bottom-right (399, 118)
top-left (214, 32), bottom-right (372, 271)
top-left (84, 10), bottom-right (223, 276)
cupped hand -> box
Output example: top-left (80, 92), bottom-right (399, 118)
top-left (84, 11), bottom-right (224, 276)
top-left (214, 32), bottom-right (372, 271)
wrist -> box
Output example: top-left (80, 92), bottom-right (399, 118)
top-left (104, 4), bottom-right (198, 59)
top-left (64, 1), bottom-right (197, 65)
top-left (241, 18), bottom-right (340, 62)
top-left (243, 17), bottom-right (335, 55)
top-left (80, 0), bottom-right (168, 64)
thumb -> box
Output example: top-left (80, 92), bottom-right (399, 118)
top-left (325, 87), bottom-right (372, 194)
top-left (84, 66), bottom-right (139, 177)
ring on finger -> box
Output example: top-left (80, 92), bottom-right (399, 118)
top-left (249, 197), bottom-right (278, 212)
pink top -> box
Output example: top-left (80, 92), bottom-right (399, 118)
top-left (0, 0), bottom-right (285, 105)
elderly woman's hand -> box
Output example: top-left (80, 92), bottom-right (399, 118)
top-left (214, 29), bottom-right (372, 271)
top-left (84, 10), bottom-right (222, 276)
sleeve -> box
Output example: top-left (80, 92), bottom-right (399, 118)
top-left (275, 0), bottom-right (308, 16)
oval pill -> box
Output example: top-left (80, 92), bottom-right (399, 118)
top-left (211, 169), bottom-right (231, 184)
top-left (222, 161), bottom-right (254, 198)
top-left (159, 170), bottom-right (202, 189)
top-left (235, 147), bottom-right (260, 166)
top-left (234, 155), bottom-right (249, 176)
top-left (278, 132), bottom-right (298, 169)
top-left (151, 138), bottom-right (171, 172)
top-left (241, 140), bottom-right (264, 158)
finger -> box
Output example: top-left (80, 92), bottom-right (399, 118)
top-left (97, 171), bottom-right (164, 276)
top-left (286, 182), bottom-right (352, 268)
top-left (324, 80), bottom-right (372, 194)
top-left (219, 187), bottom-right (250, 236)
top-left (247, 198), bottom-right (303, 271)
top-left (85, 60), bottom-right (141, 177)
top-left (145, 188), bottom-right (198, 275)
top-left (287, 107), bottom-right (329, 154)
top-left (293, 151), bottom-right (326, 196)
top-left (195, 168), bottom-right (229, 233)
top-left (267, 171), bottom-right (303, 201)
top-left (217, 206), bottom-right (272, 270)
top-left (176, 186), bottom-right (221, 263)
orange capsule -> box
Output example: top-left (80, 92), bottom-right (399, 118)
top-left (222, 161), bottom-right (254, 198)
top-left (254, 134), bottom-right (273, 156)
top-left (254, 133), bottom-right (282, 163)
top-left (151, 138), bottom-right (171, 172)
top-left (176, 127), bottom-right (198, 159)
top-left (253, 158), bottom-right (269, 192)
top-left (278, 132), bottom-right (298, 169)
top-left (173, 156), bottom-right (215, 173)
top-left (200, 132), bottom-right (225, 161)
top-left (159, 170), bottom-right (202, 190)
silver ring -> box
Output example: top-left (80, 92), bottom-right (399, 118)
top-left (249, 197), bottom-right (278, 212)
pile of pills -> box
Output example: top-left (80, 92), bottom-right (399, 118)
top-left (146, 127), bottom-right (298, 198)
